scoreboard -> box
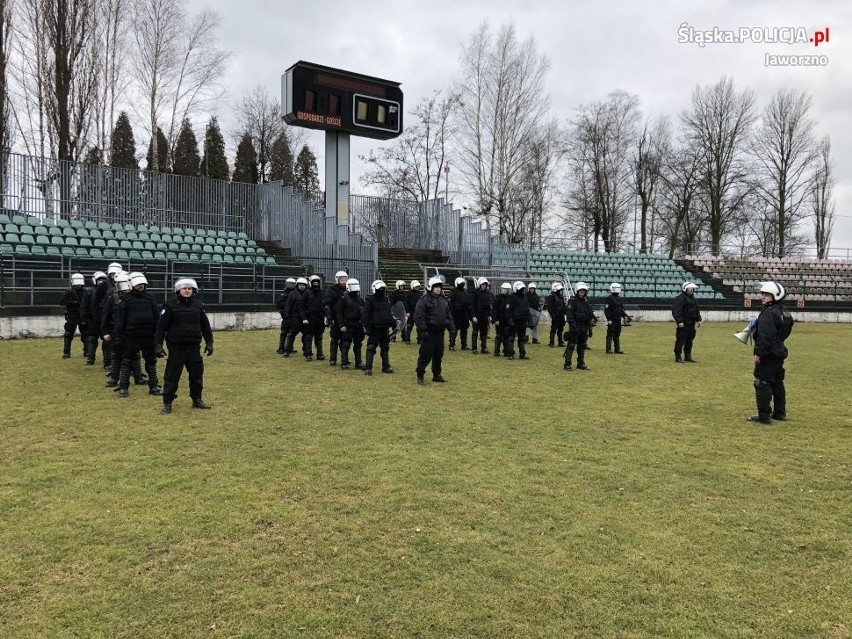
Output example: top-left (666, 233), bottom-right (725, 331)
top-left (281, 61), bottom-right (403, 141)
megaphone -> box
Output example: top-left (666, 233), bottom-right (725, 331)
top-left (734, 318), bottom-right (758, 344)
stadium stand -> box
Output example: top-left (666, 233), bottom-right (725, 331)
top-left (682, 255), bottom-right (852, 302)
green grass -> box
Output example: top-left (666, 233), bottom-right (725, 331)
top-left (0, 322), bottom-right (849, 638)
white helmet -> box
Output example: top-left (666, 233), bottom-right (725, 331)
top-left (513, 281), bottom-right (525, 293)
top-left (410, 280), bottom-right (421, 290)
top-left (346, 278), bottom-right (361, 293)
top-left (372, 279), bottom-right (387, 293)
top-left (115, 271), bottom-right (132, 292)
top-left (478, 277), bottom-right (490, 287)
top-left (107, 262), bottom-right (123, 276)
top-left (574, 281), bottom-right (589, 294)
top-left (128, 272), bottom-right (148, 288)
top-left (92, 271), bottom-right (107, 286)
top-left (70, 273), bottom-right (85, 287)
top-left (528, 282), bottom-right (537, 290)
top-left (174, 277), bottom-right (198, 292)
top-left (335, 270), bottom-right (348, 283)
top-left (454, 277), bottom-right (466, 288)
top-left (682, 282), bottom-right (699, 293)
top-left (395, 280), bottom-right (405, 290)
top-left (309, 275), bottom-right (321, 286)
top-left (551, 282), bottom-right (564, 293)
top-left (296, 277), bottom-right (308, 286)
top-left (285, 277), bottom-right (296, 287)
top-left (427, 275), bottom-right (444, 290)
top-left (758, 281), bottom-right (786, 300)
top-left (500, 282), bottom-right (512, 292)
top-left (610, 282), bottom-right (622, 294)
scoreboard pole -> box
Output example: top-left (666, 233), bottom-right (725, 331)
top-left (325, 131), bottom-right (350, 247)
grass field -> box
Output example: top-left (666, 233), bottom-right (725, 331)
top-left (0, 321), bottom-right (850, 638)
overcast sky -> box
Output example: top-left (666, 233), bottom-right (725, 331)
top-left (189, 0), bottom-right (852, 252)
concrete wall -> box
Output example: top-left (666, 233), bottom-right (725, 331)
top-left (2, 309), bottom-right (850, 340)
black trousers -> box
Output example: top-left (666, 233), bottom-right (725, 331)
top-left (163, 343), bottom-right (204, 404)
top-left (472, 314), bottom-right (489, 349)
top-left (606, 321), bottom-right (623, 352)
top-left (63, 318), bottom-right (86, 352)
top-left (674, 323), bottom-right (697, 356)
top-left (550, 318), bottom-right (566, 345)
top-left (339, 324), bottom-right (364, 365)
top-left (503, 324), bottom-right (526, 357)
top-left (416, 329), bottom-right (445, 376)
top-left (119, 336), bottom-right (158, 390)
top-left (754, 355), bottom-right (786, 418)
top-left (365, 327), bottom-right (391, 370)
top-left (565, 325), bottom-right (589, 365)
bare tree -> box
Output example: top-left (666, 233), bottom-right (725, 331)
top-left (453, 22), bottom-right (551, 239)
top-left (131, 0), bottom-right (229, 172)
top-left (751, 88), bottom-right (817, 257)
top-left (361, 89), bottom-right (457, 202)
top-left (234, 85), bottom-right (290, 183)
top-left (658, 143), bottom-right (702, 258)
top-left (680, 76), bottom-right (756, 255)
top-left (1, 0), bottom-right (12, 155)
top-left (90, 0), bottom-right (130, 162)
top-left (567, 90), bottom-right (640, 252)
top-left (811, 135), bottom-right (834, 259)
top-left (634, 115), bottom-right (670, 253)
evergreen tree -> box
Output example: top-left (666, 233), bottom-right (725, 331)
top-left (232, 132), bottom-right (259, 183)
top-left (201, 116), bottom-right (229, 180)
top-left (293, 144), bottom-right (320, 196)
top-left (110, 112), bottom-right (138, 170)
top-left (269, 130), bottom-right (295, 188)
top-left (84, 146), bottom-right (103, 165)
top-left (145, 127), bottom-right (169, 173)
top-left (172, 118), bottom-right (201, 177)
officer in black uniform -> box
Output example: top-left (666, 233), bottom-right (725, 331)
top-left (323, 270), bottom-right (348, 366)
top-left (564, 281), bottom-right (596, 371)
top-left (503, 281), bottom-right (531, 360)
top-left (414, 276), bottom-right (455, 384)
top-left (276, 277), bottom-right (296, 354)
top-left (389, 281), bottom-right (406, 342)
top-left (59, 272), bottom-right (86, 359)
top-left (335, 278), bottom-right (365, 370)
top-left (491, 282), bottom-right (512, 357)
top-left (526, 282), bottom-right (541, 344)
top-left (470, 278), bottom-right (493, 354)
top-left (306, 275), bottom-right (326, 360)
top-left (672, 282), bottom-right (702, 363)
top-left (82, 270), bottom-right (108, 365)
top-left (283, 277), bottom-right (309, 358)
top-left (102, 271), bottom-right (147, 388)
top-left (448, 277), bottom-right (472, 351)
top-left (93, 262), bottom-right (122, 371)
top-left (113, 272), bottom-right (161, 398)
top-left (362, 280), bottom-right (395, 376)
top-left (749, 281), bottom-right (791, 424)
top-left (155, 277), bottom-right (214, 414)
top-left (604, 282), bottom-right (631, 354)
top-left (546, 282), bottom-right (567, 348)
top-left (403, 280), bottom-right (424, 344)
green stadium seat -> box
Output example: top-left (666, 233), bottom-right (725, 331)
top-left (0, 213), bottom-right (10, 224)
top-left (62, 227), bottom-right (76, 238)
top-left (226, 238), bottom-right (236, 247)
top-left (106, 239), bottom-right (120, 250)
top-left (266, 256), bottom-right (277, 265)
top-left (235, 246), bottom-right (246, 255)
top-left (12, 215), bottom-right (27, 224)
top-left (201, 252), bottom-right (213, 262)
top-left (212, 254), bottom-right (223, 264)
top-left (167, 243), bottom-right (179, 252)
top-left (61, 246), bottom-right (75, 257)
top-left (76, 228), bottom-right (89, 238)
top-left (15, 244), bottom-right (31, 254)
top-left (123, 223), bottom-right (135, 232)
top-left (154, 251), bottom-right (166, 261)
top-left (148, 225), bottom-right (160, 234)
top-left (226, 231), bottom-right (237, 239)
top-left (71, 220), bottom-right (84, 229)
top-left (177, 252), bottom-right (189, 261)
top-left (89, 229), bottom-right (102, 239)
top-left (138, 232), bottom-right (150, 241)
top-left (4, 222), bottom-right (18, 234)
top-left (35, 234), bottom-right (50, 245)
top-left (165, 251), bottom-right (177, 260)
top-left (202, 245), bottom-right (213, 254)
top-left (0, 243), bottom-right (13, 254)
top-left (179, 243), bottom-right (191, 253)
top-left (236, 239), bottom-right (247, 247)
top-left (63, 236), bottom-right (78, 247)
top-left (222, 254), bottom-right (235, 264)
top-left (142, 251), bottom-right (154, 261)
top-left (19, 224), bottom-right (34, 235)
top-left (46, 246), bottom-right (61, 256)
top-left (255, 247), bottom-right (266, 256)
top-left (101, 229), bottom-right (114, 239)
top-left (110, 222), bottom-right (123, 231)
top-left (20, 233), bottom-right (35, 244)
top-left (131, 240), bottom-right (144, 251)
top-left (213, 245), bottom-right (224, 255)
top-left (245, 247), bottom-right (256, 256)
top-left (34, 225), bottom-right (48, 236)
top-left (89, 248), bottom-right (104, 259)
top-left (30, 245), bottom-right (46, 256)
top-left (233, 254), bottom-right (247, 264)
top-left (84, 221), bottom-right (97, 230)
top-left (115, 249), bottom-right (129, 260)
top-left (224, 246), bottom-right (235, 255)
top-left (80, 237), bottom-right (93, 248)
top-left (161, 226), bottom-right (172, 234)
top-left (126, 231), bottom-right (139, 241)
top-left (93, 238), bottom-right (106, 249)
top-left (98, 221), bottom-right (111, 230)
top-left (75, 247), bottom-right (88, 257)
top-left (238, 232), bottom-right (248, 240)
top-left (215, 237), bottom-right (226, 246)
top-left (189, 253), bottom-right (200, 262)
top-left (195, 229), bottom-right (206, 237)
top-left (129, 250), bottom-right (142, 260)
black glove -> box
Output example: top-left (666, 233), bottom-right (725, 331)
top-left (155, 344), bottom-right (166, 358)
top-left (204, 344), bottom-right (214, 357)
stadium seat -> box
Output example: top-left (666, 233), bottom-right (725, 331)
top-left (129, 250), bottom-right (143, 261)
top-left (177, 252), bottom-right (189, 261)
top-left (116, 249), bottom-right (129, 260)
top-left (0, 243), bottom-right (13, 254)
top-left (12, 215), bottom-right (27, 225)
top-left (15, 244), bottom-right (31, 254)
top-left (31, 245), bottom-right (46, 256)
top-left (35, 235), bottom-right (50, 246)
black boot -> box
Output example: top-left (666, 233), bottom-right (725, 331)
top-left (132, 356), bottom-right (147, 384)
top-left (62, 335), bottom-right (73, 359)
top-left (771, 381), bottom-right (787, 420)
top-left (684, 353), bottom-right (697, 363)
top-left (480, 336), bottom-right (489, 354)
top-left (751, 379), bottom-right (773, 423)
top-left (277, 331), bottom-right (287, 355)
top-left (448, 330), bottom-right (457, 351)
top-left (192, 399), bottom-right (212, 409)
top-left (86, 337), bottom-right (98, 365)
top-left (283, 334), bottom-right (295, 357)
top-left (315, 342), bottom-right (325, 361)
top-left (432, 374), bottom-right (446, 383)
top-left (605, 335), bottom-right (612, 354)
top-left (675, 353), bottom-right (683, 363)
top-left (354, 349), bottom-right (363, 371)
top-left (329, 340), bottom-right (337, 366)
top-left (460, 330), bottom-right (468, 350)
top-left (364, 351), bottom-right (374, 376)
top-left (417, 373), bottom-right (425, 385)
top-left (161, 404), bottom-right (172, 415)
top-left (146, 362), bottom-right (161, 395)
top-left (381, 353), bottom-right (393, 373)
top-left (339, 341), bottom-right (350, 369)
top-left (118, 361), bottom-right (131, 397)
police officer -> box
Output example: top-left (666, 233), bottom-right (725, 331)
top-left (155, 277), bottom-right (214, 414)
top-left (749, 282), bottom-right (791, 424)
top-left (59, 272), bottom-right (86, 359)
top-left (283, 277), bottom-right (310, 359)
top-left (526, 282), bottom-right (542, 344)
top-left (471, 278), bottom-right (493, 354)
top-left (389, 280), bottom-right (406, 342)
top-left (335, 278), bottom-right (365, 370)
top-left (672, 282), bottom-right (702, 363)
top-left (604, 282), bottom-right (631, 355)
top-left (492, 282), bottom-right (512, 357)
top-left (306, 275), bottom-right (326, 360)
top-left (362, 280), bottom-right (395, 376)
top-left (503, 281), bottom-right (531, 360)
top-left (448, 277), bottom-right (473, 351)
top-left (93, 262), bottom-right (123, 371)
top-left (103, 271), bottom-right (146, 388)
top-left (546, 282), bottom-right (567, 348)
top-left (403, 280), bottom-right (424, 344)
top-left (81, 271), bottom-right (108, 365)
top-left (275, 277), bottom-right (296, 354)
top-left (564, 281), bottom-right (596, 371)
top-left (113, 272), bottom-right (161, 398)
top-left (323, 270), bottom-right (348, 365)
top-left (414, 276), bottom-right (455, 384)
